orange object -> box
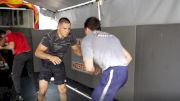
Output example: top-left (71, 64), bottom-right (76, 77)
top-left (0, 0), bottom-right (23, 4)
top-left (0, 0), bottom-right (39, 29)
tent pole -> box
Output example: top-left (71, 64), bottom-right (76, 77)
top-left (58, 0), bottom-right (96, 12)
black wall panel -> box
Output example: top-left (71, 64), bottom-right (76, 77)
top-left (102, 26), bottom-right (135, 101)
top-left (31, 30), bottom-right (51, 72)
top-left (135, 24), bottom-right (180, 101)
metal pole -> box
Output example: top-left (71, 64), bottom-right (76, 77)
top-left (97, 0), bottom-right (101, 21)
top-left (0, 7), bottom-right (26, 10)
top-left (58, 0), bottom-right (96, 12)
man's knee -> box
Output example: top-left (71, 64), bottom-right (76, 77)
top-left (39, 88), bottom-right (47, 96)
top-left (39, 80), bottom-right (48, 96)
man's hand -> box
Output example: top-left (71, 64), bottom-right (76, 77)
top-left (48, 56), bottom-right (62, 65)
top-left (93, 66), bottom-right (102, 75)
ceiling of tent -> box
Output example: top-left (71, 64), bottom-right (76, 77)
top-left (25, 0), bottom-right (91, 12)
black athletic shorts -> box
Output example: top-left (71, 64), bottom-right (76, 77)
top-left (39, 60), bottom-right (66, 85)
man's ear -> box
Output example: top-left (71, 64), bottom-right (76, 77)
top-left (85, 27), bottom-right (92, 35)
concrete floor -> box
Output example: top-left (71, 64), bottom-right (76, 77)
top-left (21, 77), bottom-right (92, 101)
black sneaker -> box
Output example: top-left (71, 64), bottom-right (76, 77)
top-left (14, 95), bottom-right (24, 101)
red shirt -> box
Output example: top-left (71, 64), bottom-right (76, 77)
top-left (6, 32), bottom-right (31, 55)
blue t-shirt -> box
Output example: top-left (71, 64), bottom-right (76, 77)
top-left (81, 31), bottom-right (127, 71)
